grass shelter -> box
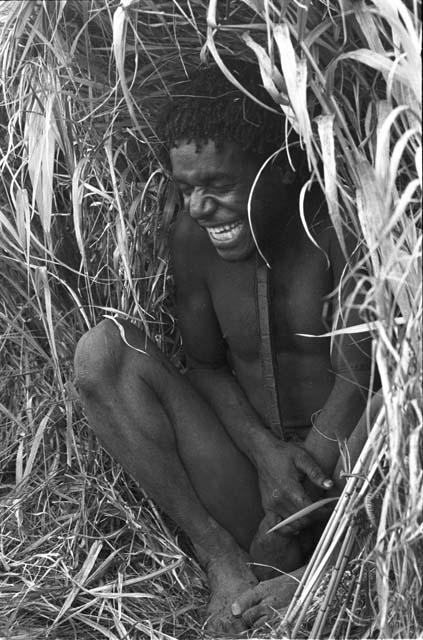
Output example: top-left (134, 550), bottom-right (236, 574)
top-left (0, 1), bottom-right (421, 638)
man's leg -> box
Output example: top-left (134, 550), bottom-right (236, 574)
top-left (74, 319), bottom-right (264, 631)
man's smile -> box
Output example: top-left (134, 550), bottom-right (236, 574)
top-left (204, 220), bottom-right (245, 244)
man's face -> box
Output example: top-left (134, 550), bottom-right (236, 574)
top-left (170, 139), bottom-right (262, 261)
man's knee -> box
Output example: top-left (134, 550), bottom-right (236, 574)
top-left (74, 319), bottom-right (132, 394)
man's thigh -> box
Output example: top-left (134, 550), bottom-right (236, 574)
top-left (79, 318), bottom-right (264, 550)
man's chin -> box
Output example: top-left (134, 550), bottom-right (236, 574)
top-left (213, 239), bottom-right (256, 261)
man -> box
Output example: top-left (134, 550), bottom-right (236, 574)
top-left (74, 62), bottom-right (374, 634)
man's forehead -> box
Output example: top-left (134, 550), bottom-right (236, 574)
top-left (169, 138), bottom-right (256, 174)
top-left (172, 162), bottom-right (235, 183)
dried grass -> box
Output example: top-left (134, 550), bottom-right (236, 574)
top-left (0, 0), bottom-right (421, 639)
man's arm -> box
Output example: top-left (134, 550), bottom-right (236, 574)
top-left (303, 229), bottom-right (374, 476)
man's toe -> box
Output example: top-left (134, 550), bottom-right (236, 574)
top-left (232, 586), bottom-right (261, 617)
top-left (206, 611), bottom-right (247, 636)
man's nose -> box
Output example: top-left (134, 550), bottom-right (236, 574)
top-left (187, 188), bottom-right (217, 220)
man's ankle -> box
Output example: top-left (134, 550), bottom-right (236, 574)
top-left (193, 522), bottom-right (243, 568)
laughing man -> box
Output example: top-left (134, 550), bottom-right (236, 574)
top-left (74, 62), bottom-right (374, 634)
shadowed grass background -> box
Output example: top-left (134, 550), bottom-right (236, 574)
top-left (0, 1), bottom-right (421, 639)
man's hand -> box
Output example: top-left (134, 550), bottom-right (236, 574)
top-left (254, 436), bottom-right (333, 530)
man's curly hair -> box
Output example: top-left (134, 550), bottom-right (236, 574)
top-left (157, 60), bottom-right (300, 166)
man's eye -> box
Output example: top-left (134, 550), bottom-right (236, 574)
top-left (212, 182), bottom-right (234, 191)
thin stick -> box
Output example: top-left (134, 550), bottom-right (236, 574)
top-left (309, 527), bottom-right (356, 638)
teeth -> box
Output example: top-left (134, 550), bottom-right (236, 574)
top-left (207, 221), bottom-right (243, 243)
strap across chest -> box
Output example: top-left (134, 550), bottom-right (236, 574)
top-left (255, 255), bottom-right (284, 440)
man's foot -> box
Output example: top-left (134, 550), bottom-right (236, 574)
top-left (231, 565), bottom-right (306, 630)
top-left (203, 548), bottom-right (258, 636)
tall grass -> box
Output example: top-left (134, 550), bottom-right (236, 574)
top-left (0, 0), bottom-right (421, 639)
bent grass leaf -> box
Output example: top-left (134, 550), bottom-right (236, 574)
top-left (355, 158), bottom-right (413, 319)
top-left (112, 4), bottom-right (155, 155)
top-left (22, 408), bottom-right (54, 480)
top-left (206, 29), bottom-right (280, 115)
top-left (274, 23), bottom-right (312, 145)
top-left (352, 2), bottom-right (386, 56)
top-left (103, 315), bottom-right (149, 357)
top-left (247, 149), bottom-right (282, 267)
top-left (32, 266), bottom-right (62, 382)
top-left (316, 114), bottom-right (346, 256)
top-left (375, 103), bottom-right (407, 188)
top-left (72, 157), bottom-right (89, 263)
top-left (14, 187), bottom-right (31, 260)
top-left (25, 91), bottom-right (57, 243)
top-left (266, 497), bottom-right (339, 534)
top-left (241, 31), bottom-right (288, 104)
top-left (387, 129), bottom-right (419, 198)
top-left (299, 178), bottom-right (330, 267)
top-left (296, 320), bottom-right (394, 338)
top-left (332, 49), bottom-right (416, 99)
top-left (355, 156), bottom-right (387, 243)
top-left (52, 540), bottom-right (103, 627)
top-left (370, 0), bottom-right (421, 81)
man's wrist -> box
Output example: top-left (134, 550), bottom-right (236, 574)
top-left (247, 427), bottom-right (279, 466)
top-left (302, 435), bottom-right (339, 476)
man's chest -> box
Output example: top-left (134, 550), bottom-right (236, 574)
top-left (207, 245), bottom-right (333, 361)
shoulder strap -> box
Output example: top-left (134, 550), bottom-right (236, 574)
top-left (256, 255), bottom-right (284, 440)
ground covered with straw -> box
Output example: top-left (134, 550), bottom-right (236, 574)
top-left (0, 1), bottom-right (422, 639)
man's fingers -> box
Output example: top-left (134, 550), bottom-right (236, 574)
top-left (287, 485), bottom-right (313, 516)
top-left (206, 608), bottom-right (247, 634)
top-left (297, 451), bottom-right (333, 489)
top-left (268, 484), bottom-right (312, 520)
